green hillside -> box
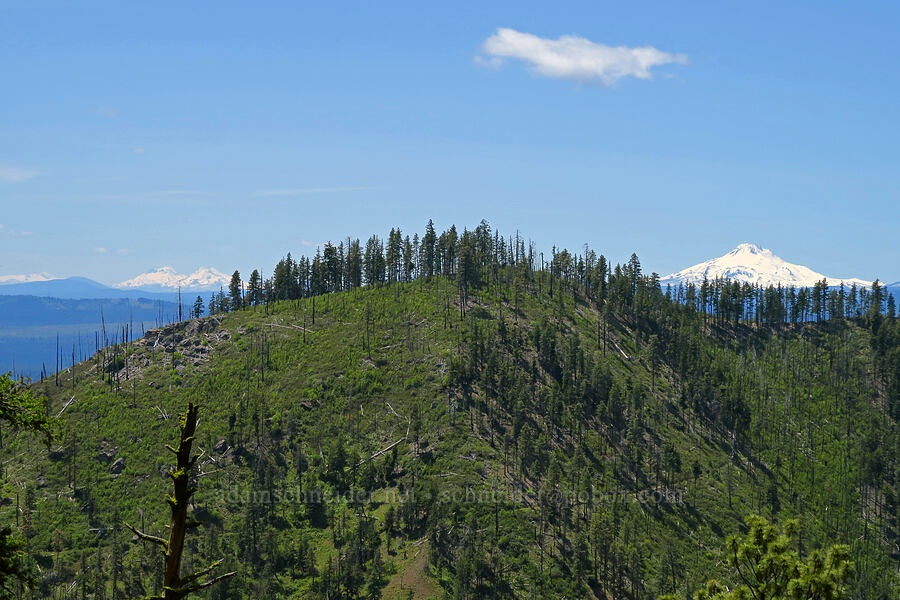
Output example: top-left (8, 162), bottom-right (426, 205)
top-left (3, 224), bottom-right (899, 599)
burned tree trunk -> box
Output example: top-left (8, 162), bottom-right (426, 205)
top-left (126, 403), bottom-right (233, 599)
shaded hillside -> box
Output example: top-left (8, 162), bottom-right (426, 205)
top-left (3, 240), bottom-right (899, 599)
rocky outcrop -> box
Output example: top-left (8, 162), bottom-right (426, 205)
top-left (109, 457), bottom-right (126, 475)
top-left (97, 446), bottom-right (118, 465)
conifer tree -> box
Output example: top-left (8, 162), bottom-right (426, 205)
top-left (228, 270), bottom-right (242, 312)
top-left (422, 219), bottom-right (436, 277)
top-left (247, 269), bottom-right (263, 306)
top-left (191, 296), bottom-right (204, 319)
top-left (660, 515), bottom-right (853, 600)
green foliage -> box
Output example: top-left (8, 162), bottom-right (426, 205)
top-left (0, 373), bottom-right (56, 443)
top-left (0, 526), bottom-right (31, 600)
top-left (660, 515), bottom-right (853, 600)
top-left (2, 221), bottom-right (899, 599)
top-left (0, 373), bottom-right (57, 596)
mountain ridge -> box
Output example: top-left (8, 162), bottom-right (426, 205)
top-left (114, 266), bottom-right (231, 291)
top-left (4, 214), bottom-right (900, 599)
top-left (9, 264), bottom-right (898, 599)
top-left (0, 276), bottom-right (182, 301)
top-left (0, 272), bottom-right (55, 285)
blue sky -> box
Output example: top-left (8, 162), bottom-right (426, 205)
top-left (1, 0), bottom-right (898, 284)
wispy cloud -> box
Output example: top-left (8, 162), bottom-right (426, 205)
top-left (94, 247), bottom-right (108, 254)
top-left (49, 190), bottom-right (214, 205)
top-left (0, 224), bottom-right (33, 236)
top-left (255, 186), bottom-right (372, 197)
top-left (0, 165), bottom-right (41, 183)
top-left (479, 28), bottom-right (687, 85)
top-left (154, 190), bottom-right (215, 197)
top-left (96, 106), bottom-right (119, 119)
top-left (286, 237), bottom-right (324, 248)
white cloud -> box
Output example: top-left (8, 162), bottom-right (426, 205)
top-left (473, 55), bottom-right (504, 68)
top-left (480, 28), bottom-right (687, 85)
top-left (95, 247), bottom-right (108, 253)
top-left (0, 165), bottom-right (40, 183)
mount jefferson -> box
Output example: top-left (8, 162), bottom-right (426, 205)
top-left (660, 243), bottom-right (873, 288)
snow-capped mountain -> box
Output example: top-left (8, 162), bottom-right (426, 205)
top-left (115, 266), bottom-right (231, 292)
top-left (0, 272), bottom-right (55, 285)
top-left (660, 243), bottom-right (872, 289)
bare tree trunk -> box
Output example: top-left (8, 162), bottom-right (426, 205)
top-left (126, 403), bottom-right (234, 599)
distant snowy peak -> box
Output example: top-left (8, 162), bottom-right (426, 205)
top-left (180, 267), bottom-right (232, 289)
top-left (0, 272), bottom-right (55, 285)
top-left (115, 266), bottom-right (231, 291)
top-left (660, 243), bottom-right (872, 289)
top-left (116, 266), bottom-right (180, 289)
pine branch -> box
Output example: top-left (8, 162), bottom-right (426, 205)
top-left (179, 560), bottom-right (226, 586)
top-left (177, 571), bottom-right (236, 596)
top-left (123, 522), bottom-right (168, 549)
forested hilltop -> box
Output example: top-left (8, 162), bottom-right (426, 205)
top-left (3, 220), bottom-right (899, 599)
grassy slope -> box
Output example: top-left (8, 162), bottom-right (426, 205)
top-left (2, 275), bottom-right (894, 598)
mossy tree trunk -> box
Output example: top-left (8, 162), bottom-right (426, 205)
top-left (127, 403), bottom-right (233, 599)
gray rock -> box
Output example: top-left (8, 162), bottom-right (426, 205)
top-left (109, 457), bottom-right (126, 475)
top-left (97, 447), bottom-right (118, 465)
